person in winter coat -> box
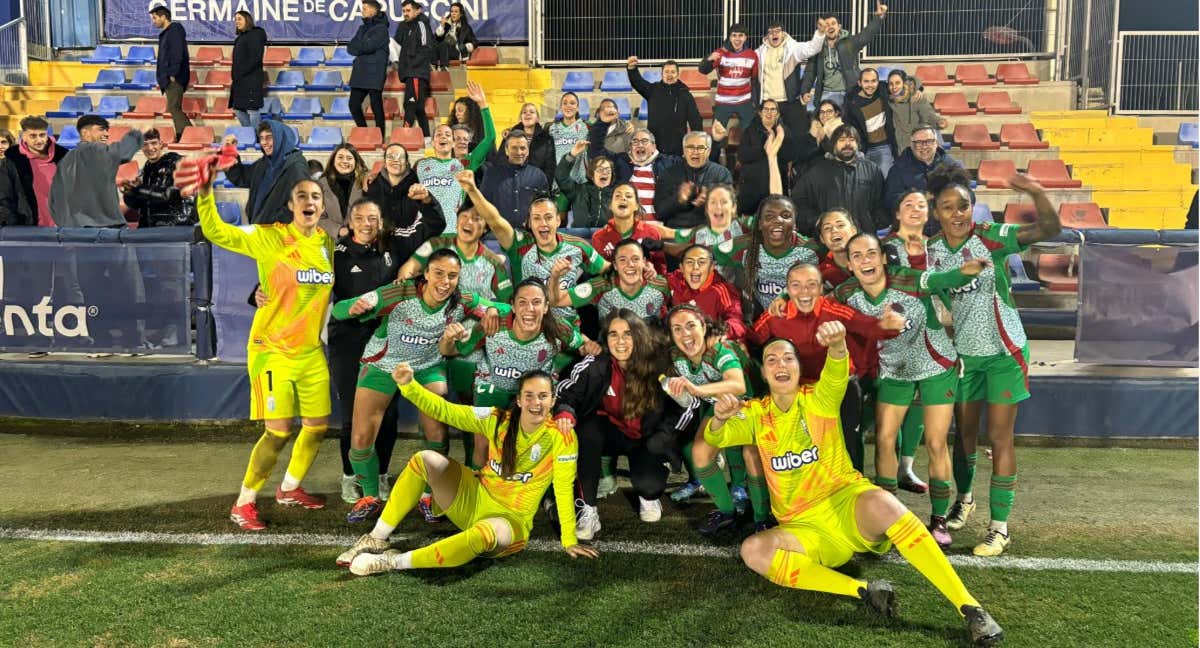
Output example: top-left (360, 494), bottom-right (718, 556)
top-left (0, 155), bottom-right (31, 226)
top-left (395, 0), bottom-right (435, 137)
top-left (627, 57), bottom-right (702, 156)
top-left (479, 131), bottom-right (550, 228)
top-left (221, 119), bottom-right (311, 224)
top-left (654, 130), bottom-right (734, 228)
top-left (756, 21), bottom-right (824, 137)
top-left (789, 123), bottom-right (887, 236)
top-left (699, 23), bottom-right (760, 129)
top-left (364, 143), bottom-right (446, 266)
top-left (491, 103), bottom-right (556, 188)
top-left (347, 0), bottom-right (391, 140)
top-left (591, 128), bottom-right (678, 219)
top-left (884, 125), bottom-right (966, 212)
top-left (121, 128), bottom-right (196, 227)
top-left (737, 99), bottom-right (815, 215)
top-left (591, 98), bottom-right (634, 155)
top-left (5, 116), bottom-right (65, 227)
top-left (229, 11), bottom-right (267, 128)
top-left (799, 3), bottom-right (888, 109)
top-left (434, 2), bottom-right (478, 70)
top-left (556, 140), bottom-right (614, 228)
top-left (842, 68), bottom-right (898, 176)
top-left (151, 6), bottom-right (192, 139)
top-left (50, 115), bottom-right (144, 227)
top-left (316, 144), bottom-right (369, 238)
top-left (887, 70), bottom-right (945, 154)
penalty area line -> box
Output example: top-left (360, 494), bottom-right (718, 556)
top-left (0, 526), bottom-right (1194, 574)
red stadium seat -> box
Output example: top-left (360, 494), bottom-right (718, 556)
top-left (466, 47), bottom-right (499, 66)
top-left (347, 126), bottom-right (383, 151)
top-left (201, 97), bottom-right (235, 120)
top-left (933, 92), bottom-right (976, 116)
top-left (193, 46), bottom-right (228, 66)
top-left (123, 96), bottom-right (166, 119)
top-left (680, 69), bottom-right (711, 91)
top-left (977, 160), bottom-right (1017, 188)
top-left (365, 97), bottom-right (401, 120)
top-left (1027, 159), bottom-right (1083, 188)
top-left (108, 125), bottom-right (132, 143)
top-left (384, 69), bottom-right (403, 91)
top-left (953, 124), bottom-right (999, 150)
top-left (915, 65), bottom-right (954, 86)
top-left (263, 47), bottom-right (292, 66)
top-left (369, 159), bottom-right (384, 175)
top-left (168, 126), bottom-right (215, 151)
top-left (389, 126), bottom-right (425, 152)
top-left (1036, 253), bottom-right (1078, 291)
top-left (695, 95), bottom-right (714, 119)
top-left (154, 126), bottom-right (176, 145)
top-left (194, 69), bottom-right (232, 90)
top-left (1000, 123), bottom-right (1050, 149)
top-left (996, 63), bottom-right (1039, 84)
top-left (116, 161), bottom-right (139, 185)
top-left (976, 91), bottom-right (1022, 115)
top-left (430, 69), bottom-right (451, 92)
top-left (164, 97), bottom-right (207, 119)
top-left (424, 96), bottom-right (438, 120)
top-left (1003, 202), bottom-right (1037, 225)
top-left (954, 64), bottom-right (995, 86)
top-left (1058, 202), bottom-right (1110, 229)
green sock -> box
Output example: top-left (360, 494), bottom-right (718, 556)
top-left (461, 430), bottom-right (475, 466)
top-left (929, 479), bottom-right (952, 517)
top-left (725, 449), bottom-right (748, 488)
top-left (953, 442), bottom-right (978, 498)
top-left (899, 406), bottom-right (925, 458)
top-left (349, 447), bottom-right (380, 498)
top-left (746, 475), bottom-right (771, 523)
top-left (600, 455), bottom-right (614, 478)
top-left (875, 476), bottom-right (898, 494)
top-left (989, 474), bottom-right (1017, 522)
top-left (696, 459), bottom-right (734, 514)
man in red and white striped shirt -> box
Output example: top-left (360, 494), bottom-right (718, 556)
top-left (699, 23), bottom-right (760, 130)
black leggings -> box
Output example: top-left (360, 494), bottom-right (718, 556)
top-left (839, 376), bottom-right (866, 473)
top-left (402, 76), bottom-right (431, 137)
top-left (576, 417), bottom-right (669, 506)
top-left (349, 87), bottom-right (386, 140)
top-left (437, 41), bottom-right (470, 68)
top-left (329, 338), bottom-right (399, 476)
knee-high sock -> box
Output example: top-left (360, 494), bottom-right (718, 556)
top-left (695, 456), bottom-right (734, 514)
top-left (887, 511), bottom-right (980, 614)
top-left (283, 425), bottom-right (326, 486)
top-left (405, 520), bottom-right (498, 569)
top-left (989, 474), bottom-right (1016, 523)
top-left (929, 479), bottom-right (952, 517)
top-left (899, 406), bottom-right (925, 459)
top-left (373, 452), bottom-right (432, 539)
top-left (600, 455), bottom-right (614, 479)
top-left (349, 446), bottom-right (381, 498)
top-left (953, 443), bottom-right (977, 499)
top-left (725, 449), bottom-right (748, 488)
top-left (242, 428), bottom-right (291, 491)
top-left (746, 474), bottom-right (771, 523)
top-left (767, 549), bottom-right (865, 598)
top-left (875, 476), bottom-right (898, 495)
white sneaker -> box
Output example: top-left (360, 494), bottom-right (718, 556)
top-left (336, 532), bottom-right (389, 566)
top-left (596, 475), bottom-right (618, 499)
top-left (340, 475), bottom-right (361, 504)
top-left (378, 473), bottom-right (392, 502)
top-left (575, 500), bottom-right (601, 541)
top-left (350, 548), bottom-right (401, 576)
top-left (638, 496), bottom-right (662, 523)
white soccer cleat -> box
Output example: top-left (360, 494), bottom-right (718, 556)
top-left (336, 533), bottom-right (390, 567)
top-left (638, 496), bottom-right (662, 523)
top-left (350, 549), bottom-right (401, 576)
top-left (575, 500), bottom-right (601, 541)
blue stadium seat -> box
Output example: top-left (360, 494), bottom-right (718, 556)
top-left (118, 45), bottom-right (156, 65)
top-left (46, 95), bottom-right (93, 118)
top-left (1179, 123), bottom-right (1198, 148)
top-left (82, 68), bottom-right (126, 89)
top-left (875, 65), bottom-right (897, 81)
top-left (1008, 255), bottom-right (1040, 291)
top-left (638, 98), bottom-right (648, 120)
top-left (600, 71), bottom-right (632, 92)
top-left (328, 47), bottom-right (354, 66)
top-left (299, 126), bottom-right (343, 151)
top-left (56, 126), bottom-right (80, 149)
top-left (324, 96), bottom-right (354, 120)
top-left (261, 97), bottom-right (284, 117)
top-left (93, 95), bottom-right (131, 119)
top-left (613, 97), bottom-right (632, 120)
top-left (119, 69), bottom-right (158, 90)
top-left (82, 44), bottom-right (123, 64)
top-left (641, 69), bottom-right (662, 84)
top-left (216, 201), bottom-right (242, 225)
top-left (283, 97), bottom-right (322, 119)
top-left (269, 70), bottom-right (306, 91)
top-left (222, 126), bottom-right (257, 150)
top-left (562, 71), bottom-right (595, 92)
top-left (556, 97), bottom-right (590, 121)
top-left (291, 47), bottom-right (326, 66)
top-left (306, 70), bottom-right (345, 91)
top-left (214, 171), bottom-right (234, 189)
top-left (972, 202), bottom-right (993, 223)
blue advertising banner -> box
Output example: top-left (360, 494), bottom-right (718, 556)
top-left (0, 241), bottom-right (191, 353)
top-left (104, 0), bottom-right (527, 43)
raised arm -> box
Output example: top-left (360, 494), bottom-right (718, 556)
top-left (627, 57), bottom-right (652, 98)
top-left (1010, 174), bottom-right (1062, 245)
top-left (458, 168), bottom-right (514, 249)
top-left (703, 395), bottom-right (756, 447)
top-left (465, 82), bottom-right (495, 170)
top-left (809, 321), bottom-right (850, 417)
top-left (395, 365), bottom-right (495, 436)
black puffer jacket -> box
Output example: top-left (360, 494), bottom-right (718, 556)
top-left (229, 26), bottom-right (266, 111)
top-left (627, 67), bottom-right (702, 156)
top-left (348, 13), bottom-right (391, 91)
top-left (394, 13), bottom-right (434, 80)
top-left (123, 152), bottom-right (197, 227)
top-left (789, 153), bottom-right (887, 237)
top-left (0, 159), bottom-right (32, 226)
top-left (328, 234), bottom-right (399, 350)
top-left (737, 119), bottom-right (813, 217)
top-left (363, 171), bottom-right (446, 265)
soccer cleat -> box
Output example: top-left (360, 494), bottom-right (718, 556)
top-left (638, 497), bottom-right (662, 523)
top-left (596, 475), bottom-right (618, 499)
top-left (730, 485), bottom-right (749, 515)
top-left (378, 473), bottom-right (392, 502)
top-left (576, 501), bottom-right (601, 540)
top-left (340, 475), bottom-right (361, 504)
top-left (898, 474), bottom-right (929, 494)
top-left (230, 502), bottom-right (266, 531)
top-left (346, 496), bottom-right (383, 524)
top-left (962, 605), bottom-right (1004, 646)
top-left (349, 549), bottom-right (401, 576)
top-left (946, 498), bottom-right (976, 531)
top-left (973, 528), bottom-right (1011, 557)
top-left (275, 485), bottom-right (326, 509)
top-left (698, 509), bottom-right (737, 538)
top-left (670, 480), bottom-right (704, 503)
top-left (928, 515), bottom-right (953, 548)
top-left (859, 580), bottom-right (898, 618)
top-left (336, 532), bottom-right (390, 566)
top-left (418, 494), bottom-right (442, 523)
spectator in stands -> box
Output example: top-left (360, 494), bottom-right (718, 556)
top-left (317, 144), bottom-right (368, 238)
top-left (0, 128), bottom-right (30, 226)
top-left (887, 70), bottom-right (944, 154)
top-left (434, 2), bottom-right (478, 70)
top-left (364, 143), bottom-right (447, 265)
top-left (5, 116), bottom-right (64, 227)
top-left (151, 5), bottom-right (192, 141)
top-left (348, 0), bottom-right (391, 141)
top-left (479, 131), bottom-right (549, 228)
top-left (756, 21), bottom-right (824, 137)
top-left (590, 98), bottom-right (634, 156)
top-left (447, 95), bottom-right (485, 151)
top-left (395, 0), bottom-right (435, 140)
top-left (789, 124), bottom-right (887, 236)
top-left (627, 57), bottom-right (702, 157)
top-left (800, 2), bottom-right (888, 111)
top-left (121, 128), bottom-right (196, 228)
top-left (700, 22), bottom-right (759, 130)
top-left (811, 98), bottom-right (844, 154)
top-left (548, 93), bottom-right (590, 213)
top-left (494, 103), bottom-right (556, 187)
top-left (885, 124), bottom-right (965, 211)
top-left (222, 120), bottom-right (311, 224)
top-left (842, 68), bottom-right (897, 176)
top-left (655, 130), bottom-right (734, 228)
top-left (446, 82), bottom-right (495, 171)
top-left (738, 99), bottom-right (811, 215)
top-left (0, 129), bottom-right (14, 153)
top-left (594, 128), bottom-right (676, 219)
top-left (557, 140), bottom-right (614, 228)
top-left (230, 10), bottom-right (267, 128)
top-left (51, 115), bottom-right (144, 227)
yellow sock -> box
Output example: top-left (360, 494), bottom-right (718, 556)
top-left (767, 549), bottom-right (866, 598)
top-left (378, 452), bottom-right (433, 529)
top-left (282, 425), bottom-right (326, 485)
top-left (886, 511), bottom-right (980, 614)
top-left (242, 428), bottom-right (290, 491)
top-left (408, 520), bottom-right (497, 569)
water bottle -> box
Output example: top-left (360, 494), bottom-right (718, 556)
top-left (659, 374), bottom-right (697, 408)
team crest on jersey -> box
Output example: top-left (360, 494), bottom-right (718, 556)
top-left (575, 282), bottom-right (594, 298)
top-left (529, 443), bottom-right (542, 462)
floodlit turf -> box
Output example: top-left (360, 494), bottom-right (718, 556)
top-left (0, 433), bottom-right (1196, 647)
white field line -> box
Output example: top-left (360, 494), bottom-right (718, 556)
top-left (0, 526), bottom-right (1195, 574)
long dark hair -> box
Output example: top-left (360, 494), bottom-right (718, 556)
top-left (235, 10), bottom-right (254, 32)
top-left (511, 278), bottom-right (565, 350)
top-left (448, 96), bottom-right (484, 141)
top-left (889, 188), bottom-right (927, 233)
top-left (602, 309), bottom-right (667, 421)
top-left (494, 369), bottom-right (554, 476)
top-left (448, 1), bottom-right (471, 27)
top-left (742, 194), bottom-right (796, 317)
top-left (605, 238), bottom-right (647, 282)
top-left (421, 248), bottom-right (463, 310)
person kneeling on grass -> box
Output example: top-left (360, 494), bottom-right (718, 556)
top-left (705, 325), bottom-right (1003, 646)
top-left (338, 362), bottom-right (600, 574)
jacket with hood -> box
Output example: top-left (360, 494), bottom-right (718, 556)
top-left (555, 152), bottom-right (614, 228)
top-left (5, 138), bottom-right (65, 226)
top-left (843, 83), bottom-right (897, 156)
top-left (394, 12), bottom-right (434, 80)
top-left (156, 22), bottom-right (190, 92)
top-left (888, 78), bottom-right (939, 153)
top-left (0, 159), bottom-right (32, 226)
top-left (699, 36), bottom-right (760, 107)
top-left (654, 159), bottom-right (734, 229)
top-left (789, 152), bottom-right (887, 237)
top-left (884, 147), bottom-right (964, 212)
top-left (799, 15), bottom-right (885, 100)
top-left (225, 120), bottom-right (311, 225)
top-left (230, 25), bottom-right (267, 111)
top-left (478, 155), bottom-right (549, 229)
top-left (628, 66), bottom-right (703, 157)
top-left (491, 122), bottom-right (556, 188)
top-left (123, 151), bottom-right (197, 227)
top-left (755, 30), bottom-right (824, 103)
top-left (348, 13), bottom-right (391, 91)
top-left (363, 169), bottom-right (447, 265)
top-left (50, 129), bottom-right (144, 227)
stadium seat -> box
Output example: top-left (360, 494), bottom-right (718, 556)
top-left (347, 126), bottom-right (384, 151)
top-left (466, 47), bottom-right (499, 66)
top-left (557, 97), bottom-right (592, 121)
top-left (390, 126), bottom-right (425, 152)
top-left (641, 70), bottom-right (662, 83)
top-left (291, 47), bottom-right (326, 66)
top-left (601, 71), bottom-right (632, 92)
top-left (874, 65), bottom-right (899, 80)
top-left (915, 65), bottom-right (954, 86)
top-left (83, 68), bottom-right (126, 90)
top-left (116, 161), bottom-right (139, 186)
top-left (977, 159), bottom-right (1017, 188)
top-left (283, 97), bottom-right (323, 120)
top-left (216, 201), bottom-right (242, 225)
top-left (972, 201), bottom-right (994, 223)
top-left (638, 98), bottom-right (648, 119)
top-left (261, 96), bottom-right (284, 118)
top-left (324, 96), bottom-right (354, 120)
top-left (201, 97), bottom-right (235, 120)
top-left (119, 69), bottom-right (158, 90)
top-left (996, 63), bottom-right (1039, 84)
top-left (107, 125), bottom-right (131, 143)
top-left (56, 126), bottom-right (80, 149)
top-left (369, 160), bottom-right (384, 176)
top-left (329, 47), bottom-right (354, 66)
top-left (93, 96), bottom-right (131, 119)
top-left (1058, 202), bottom-right (1109, 229)
top-left (306, 70), bottom-right (345, 91)
top-left (154, 126), bottom-right (176, 144)
top-left (562, 71), bottom-right (595, 92)
top-left (695, 95), bottom-right (714, 120)
top-left (46, 95), bottom-right (93, 118)
top-left (177, 97), bottom-right (207, 118)
top-left (613, 97), bottom-right (632, 120)
top-left (1027, 159), bottom-right (1083, 188)
top-left (118, 46), bottom-right (156, 65)
top-left (1007, 255), bottom-right (1041, 291)
top-left (680, 69), bottom-right (711, 91)
top-left (384, 69), bottom-right (403, 91)
top-left (222, 126), bottom-right (257, 150)
top-left (81, 44), bottom-right (122, 64)
top-left (976, 90), bottom-right (1022, 115)
top-left (933, 92), bottom-right (976, 116)
top-left (192, 46), bottom-right (227, 66)
top-left (195, 70), bottom-right (232, 90)
top-left (424, 96), bottom-right (439, 119)
top-left (430, 69), bottom-right (451, 92)
top-left (999, 123), bottom-right (1049, 149)
top-left (954, 64), bottom-right (995, 86)
top-left (953, 124), bottom-right (999, 150)
top-left (269, 70), bottom-right (306, 91)
top-left (298, 126), bottom-right (343, 151)
top-left (168, 126), bottom-right (215, 151)
top-left (1178, 123), bottom-right (1198, 148)
top-left (1003, 202), bottom-right (1037, 225)
top-left (263, 47), bottom-right (292, 66)
top-left (365, 97), bottom-right (401, 120)
top-left (214, 171), bottom-right (234, 189)
top-left (1036, 253), bottom-right (1078, 291)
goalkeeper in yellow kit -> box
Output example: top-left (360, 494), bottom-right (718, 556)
top-left (705, 322), bottom-right (1004, 647)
